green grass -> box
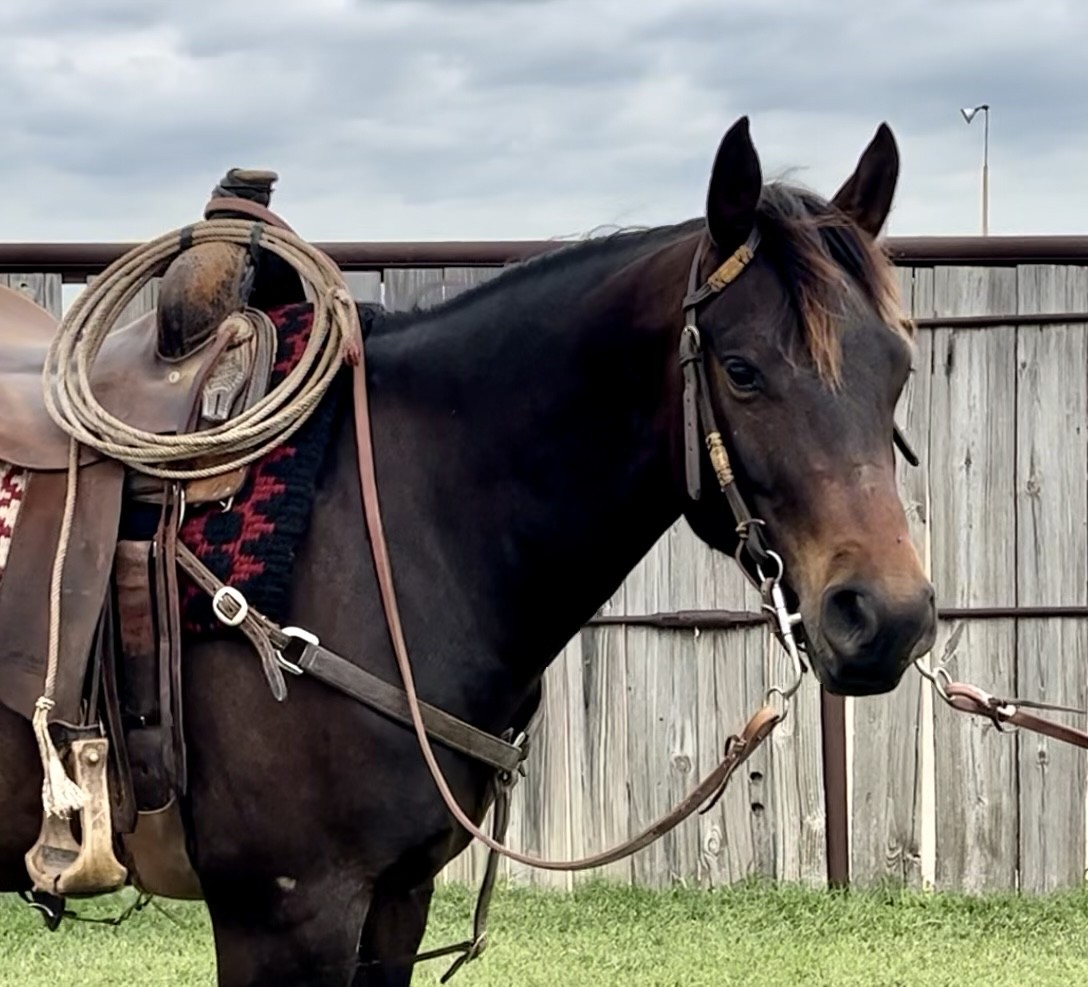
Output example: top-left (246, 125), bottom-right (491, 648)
top-left (2, 880), bottom-right (1088, 985)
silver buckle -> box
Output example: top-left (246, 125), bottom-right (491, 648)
top-left (211, 586), bottom-right (248, 627)
top-left (756, 550), bottom-right (805, 710)
top-left (276, 626), bottom-right (319, 676)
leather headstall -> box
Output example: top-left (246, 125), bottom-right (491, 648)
top-left (677, 228), bottom-right (920, 590)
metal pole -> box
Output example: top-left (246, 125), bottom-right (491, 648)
top-left (982, 106), bottom-right (990, 236)
top-left (820, 690), bottom-right (849, 888)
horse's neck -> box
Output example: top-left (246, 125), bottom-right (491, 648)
top-left (353, 239), bottom-right (689, 724)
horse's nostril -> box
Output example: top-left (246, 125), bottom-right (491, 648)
top-left (822, 584), bottom-right (880, 654)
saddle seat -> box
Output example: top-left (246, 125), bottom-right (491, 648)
top-left (0, 283), bottom-right (249, 472)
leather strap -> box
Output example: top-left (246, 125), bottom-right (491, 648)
top-left (203, 197), bottom-right (295, 233)
top-left (680, 235), bottom-right (773, 577)
top-left (345, 296), bottom-right (783, 869)
top-left (173, 542), bottom-right (524, 775)
top-left (944, 681), bottom-right (1088, 749)
top-left (174, 541), bottom-right (290, 702)
top-left (294, 642), bottom-right (527, 777)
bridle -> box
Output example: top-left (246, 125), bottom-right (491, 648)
top-left (678, 228), bottom-right (806, 703)
top-left (677, 230), bottom-right (1088, 754)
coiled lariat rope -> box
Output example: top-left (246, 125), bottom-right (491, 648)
top-left (33, 218), bottom-right (360, 818)
top-left (44, 219), bottom-right (360, 478)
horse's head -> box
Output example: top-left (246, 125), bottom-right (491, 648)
top-left (681, 117), bottom-right (935, 696)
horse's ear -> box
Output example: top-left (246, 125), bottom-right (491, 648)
top-left (832, 123), bottom-right (900, 237)
top-left (705, 116), bottom-right (762, 251)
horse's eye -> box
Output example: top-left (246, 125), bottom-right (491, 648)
top-left (723, 356), bottom-right (760, 392)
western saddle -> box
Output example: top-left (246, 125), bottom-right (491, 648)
top-left (0, 170), bottom-right (310, 918)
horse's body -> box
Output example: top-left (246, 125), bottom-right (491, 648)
top-left (0, 118), bottom-right (936, 985)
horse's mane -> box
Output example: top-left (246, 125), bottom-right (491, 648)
top-left (755, 182), bottom-right (909, 383)
top-left (370, 182), bottom-right (907, 384)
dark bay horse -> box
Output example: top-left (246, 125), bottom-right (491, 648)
top-left (0, 116), bottom-right (936, 985)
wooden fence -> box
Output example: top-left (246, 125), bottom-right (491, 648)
top-left (3, 235), bottom-right (1088, 895)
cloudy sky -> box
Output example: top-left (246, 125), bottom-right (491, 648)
top-left (2, 0), bottom-right (1086, 244)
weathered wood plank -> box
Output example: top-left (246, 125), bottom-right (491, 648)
top-left (78, 274), bottom-right (159, 326)
top-left (382, 268), bottom-right (445, 312)
top-left (929, 265), bottom-right (1018, 892)
top-left (849, 265), bottom-right (931, 888)
top-left (624, 530), bottom-right (672, 888)
top-left (685, 515), bottom-right (771, 886)
top-left (579, 587), bottom-right (633, 884)
top-left (1, 273), bottom-right (63, 317)
top-left (660, 521), bottom-right (703, 885)
top-left (698, 624), bottom-right (773, 885)
top-left (531, 639), bottom-right (579, 890)
top-left (1015, 264), bottom-right (1088, 892)
top-left (441, 266), bottom-right (502, 303)
top-left (341, 271), bottom-right (382, 305)
top-left (768, 640), bottom-right (827, 885)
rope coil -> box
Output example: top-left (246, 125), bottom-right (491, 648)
top-left (43, 218), bottom-right (360, 480)
top-left (32, 218), bottom-right (358, 820)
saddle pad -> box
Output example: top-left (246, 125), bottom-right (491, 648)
top-left (0, 463), bottom-right (27, 572)
top-left (177, 302), bottom-right (344, 634)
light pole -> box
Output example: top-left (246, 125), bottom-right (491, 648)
top-left (960, 104), bottom-right (990, 235)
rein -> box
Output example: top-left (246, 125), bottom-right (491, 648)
top-left (331, 226), bottom-right (804, 872)
top-left (914, 638), bottom-right (1088, 749)
top-left (170, 228), bottom-right (805, 978)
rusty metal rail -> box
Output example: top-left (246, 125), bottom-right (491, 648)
top-left (6, 234), bottom-right (1088, 277)
top-left (587, 604), bottom-right (1088, 630)
top-left (913, 312), bottom-right (1088, 329)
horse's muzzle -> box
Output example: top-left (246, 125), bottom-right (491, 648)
top-left (813, 578), bottom-right (937, 695)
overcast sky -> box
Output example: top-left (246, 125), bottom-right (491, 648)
top-left (2, 0), bottom-right (1086, 244)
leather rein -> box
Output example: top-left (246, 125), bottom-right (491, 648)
top-left (171, 227), bottom-right (803, 979)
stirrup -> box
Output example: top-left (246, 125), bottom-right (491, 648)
top-left (24, 738), bottom-right (128, 897)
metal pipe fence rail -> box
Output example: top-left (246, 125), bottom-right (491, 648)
top-left (3, 235), bottom-right (1088, 895)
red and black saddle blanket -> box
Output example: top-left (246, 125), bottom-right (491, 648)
top-left (148, 302), bottom-right (344, 634)
top-left (175, 303), bottom-right (343, 634)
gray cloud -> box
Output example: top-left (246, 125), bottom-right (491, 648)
top-left (1, 0), bottom-right (1086, 244)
